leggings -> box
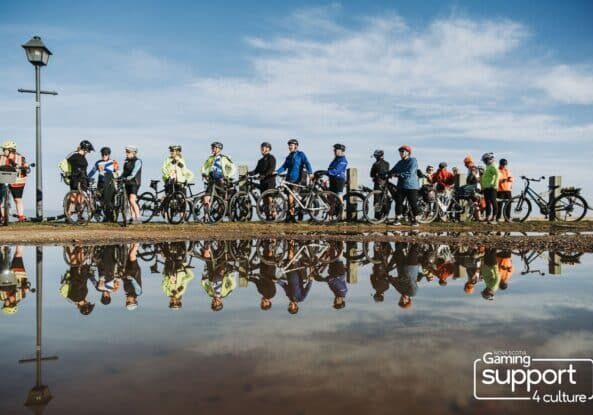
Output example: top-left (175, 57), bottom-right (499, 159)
top-left (483, 188), bottom-right (497, 218)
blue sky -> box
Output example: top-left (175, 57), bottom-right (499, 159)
top-left (0, 1), bottom-right (592, 212)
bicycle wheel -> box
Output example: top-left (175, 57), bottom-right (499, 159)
top-left (343, 191), bottom-right (366, 222)
top-left (195, 194), bottom-right (226, 223)
top-left (228, 191), bottom-right (253, 222)
top-left (553, 194), bottom-right (588, 222)
top-left (363, 190), bottom-right (391, 224)
top-left (114, 189), bottom-right (129, 226)
top-left (417, 199), bottom-right (438, 224)
top-left (63, 191), bottom-right (92, 225)
top-left (505, 196), bottom-right (531, 222)
top-left (138, 192), bottom-right (157, 223)
top-left (312, 190), bottom-right (342, 222)
top-left (164, 191), bottom-right (190, 224)
top-left (256, 189), bottom-right (287, 222)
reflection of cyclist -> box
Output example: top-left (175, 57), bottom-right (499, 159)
top-left (122, 243), bottom-right (142, 310)
top-left (390, 243), bottom-right (419, 309)
top-left (496, 251), bottom-right (513, 291)
top-left (121, 145), bottom-right (142, 224)
top-left (89, 147), bottom-right (119, 222)
top-left (162, 145), bottom-right (194, 195)
top-left (201, 141), bottom-right (237, 210)
top-left (278, 241), bottom-right (312, 314)
top-left (327, 257), bottom-right (347, 309)
top-left (481, 249), bottom-right (500, 300)
top-left (0, 246), bottom-right (31, 315)
top-left (251, 240), bottom-right (277, 310)
top-left (162, 242), bottom-right (194, 310)
top-left (61, 246), bottom-right (95, 315)
top-left (370, 263), bottom-right (390, 302)
top-left (200, 242), bottom-right (236, 312)
top-left (277, 139), bottom-right (313, 223)
top-left (93, 245), bottom-right (119, 305)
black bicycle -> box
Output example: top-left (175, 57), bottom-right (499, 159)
top-left (138, 179), bottom-right (191, 224)
top-left (506, 176), bottom-right (588, 222)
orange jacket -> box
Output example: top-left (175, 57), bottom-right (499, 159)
top-left (432, 168), bottom-right (455, 188)
top-left (498, 167), bottom-right (513, 192)
top-left (497, 257), bottom-right (514, 282)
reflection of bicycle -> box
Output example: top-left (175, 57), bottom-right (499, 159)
top-left (506, 176), bottom-right (588, 222)
top-left (513, 249), bottom-right (545, 276)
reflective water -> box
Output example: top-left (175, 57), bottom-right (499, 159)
top-left (0, 241), bottom-right (592, 415)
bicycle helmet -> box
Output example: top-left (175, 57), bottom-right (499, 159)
top-left (79, 302), bottom-right (95, 316)
top-left (125, 145), bottom-right (138, 153)
top-left (372, 149), bottom-right (384, 158)
top-left (100, 146), bottom-right (111, 156)
top-left (333, 143), bottom-right (346, 151)
top-left (398, 145), bottom-right (412, 154)
top-left (499, 158), bottom-right (508, 166)
top-left (169, 144), bottom-right (182, 152)
top-left (210, 141), bottom-right (223, 150)
top-left (287, 138), bottom-right (299, 146)
top-left (1, 140), bottom-right (16, 150)
top-left (463, 155), bottom-right (474, 165)
top-left (79, 140), bottom-right (95, 152)
top-left (481, 152), bottom-right (495, 163)
top-left (260, 142), bottom-right (272, 150)
top-left (438, 162), bottom-right (447, 169)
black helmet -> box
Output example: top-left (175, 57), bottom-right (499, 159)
top-left (287, 138), bottom-right (299, 146)
top-left (210, 141), bottom-right (223, 150)
top-left (260, 142), bottom-right (272, 150)
top-left (499, 158), bottom-right (508, 166)
top-left (333, 143), bottom-right (346, 151)
top-left (100, 146), bottom-right (111, 156)
top-left (372, 149), bottom-right (384, 158)
top-left (438, 162), bottom-right (447, 169)
top-left (169, 144), bottom-right (182, 152)
top-left (79, 140), bottom-right (95, 152)
top-left (481, 152), bottom-right (495, 163)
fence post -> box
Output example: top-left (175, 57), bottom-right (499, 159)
top-left (238, 165), bottom-right (248, 192)
top-left (548, 252), bottom-right (561, 275)
top-left (346, 168), bottom-right (358, 221)
top-left (548, 176), bottom-right (561, 221)
top-left (346, 241), bottom-right (358, 283)
top-left (455, 174), bottom-right (468, 221)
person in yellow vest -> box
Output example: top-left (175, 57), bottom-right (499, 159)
top-left (200, 242), bottom-right (236, 312)
top-left (161, 242), bottom-right (195, 310)
top-left (496, 159), bottom-right (513, 222)
top-left (0, 246), bottom-right (31, 315)
top-left (0, 141), bottom-right (30, 221)
top-left (480, 152), bottom-right (499, 224)
top-left (162, 145), bottom-right (194, 195)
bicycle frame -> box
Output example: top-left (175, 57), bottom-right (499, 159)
top-left (279, 179), bottom-right (327, 212)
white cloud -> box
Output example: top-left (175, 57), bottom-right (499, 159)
top-left (534, 65), bottom-right (593, 104)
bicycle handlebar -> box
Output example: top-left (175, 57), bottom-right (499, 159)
top-left (520, 175), bottom-right (546, 182)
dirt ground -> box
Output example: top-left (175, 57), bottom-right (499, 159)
top-left (0, 220), bottom-right (592, 251)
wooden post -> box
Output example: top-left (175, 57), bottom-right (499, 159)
top-left (548, 252), bottom-right (561, 275)
top-left (549, 176), bottom-right (561, 221)
top-left (346, 168), bottom-right (358, 221)
top-left (239, 165), bottom-right (248, 192)
top-left (346, 241), bottom-right (358, 283)
top-left (455, 174), bottom-right (468, 221)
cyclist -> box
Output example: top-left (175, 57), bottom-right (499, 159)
top-left (0, 141), bottom-right (30, 222)
top-left (432, 162), bottom-right (455, 191)
top-left (162, 144), bottom-right (194, 195)
top-left (480, 152), bottom-right (499, 224)
top-left (67, 140), bottom-right (95, 191)
top-left (421, 165), bottom-right (435, 186)
top-left (370, 150), bottom-right (390, 220)
top-left (201, 141), bottom-right (237, 210)
top-left (161, 242), bottom-right (194, 310)
top-left (121, 145), bottom-right (142, 224)
top-left (389, 145), bottom-right (420, 226)
top-left (122, 243), bottom-right (142, 310)
top-left (327, 143), bottom-right (348, 195)
top-left (88, 146), bottom-right (119, 222)
top-left (248, 141), bottom-right (276, 192)
top-left (496, 158), bottom-right (513, 222)
top-left (276, 138), bottom-right (313, 223)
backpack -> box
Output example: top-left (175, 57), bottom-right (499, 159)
top-left (58, 158), bottom-right (72, 184)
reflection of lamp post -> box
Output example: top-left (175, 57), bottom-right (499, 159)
top-left (19, 246), bottom-right (58, 414)
top-left (18, 36), bottom-right (57, 221)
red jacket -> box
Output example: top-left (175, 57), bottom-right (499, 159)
top-left (432, 168), bottom-right (455, 188)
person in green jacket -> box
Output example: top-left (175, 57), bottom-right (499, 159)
top-left (162, 145), bottom-right (194, 195)
top-left (480, 152), bottom-right (499, 224)
top-left (200, 141), bottom-right (237, 210)
top-left (481, 249), bottom-right (500, 300)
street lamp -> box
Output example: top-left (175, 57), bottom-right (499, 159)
top-left (19, 36), bottom-right (57, 221)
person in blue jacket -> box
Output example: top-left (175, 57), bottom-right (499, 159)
top-left (277, 138), bottom-right (313, 222)
top-left (389, 144), bottom-right (420, 226)
top-left (327, 143), bottom-right (348, 196)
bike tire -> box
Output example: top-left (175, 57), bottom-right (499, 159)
top-left (417, 199), bottom-right (438, 224)
top-left (363, 190), bottom-right (391, 224)
top-left (505, 196), bottom-right (532, 222)
top-left (229, 191), bottom-right (253, 222)
top-left (343, 191), bottom-right (366, 222)
top-left (256, 189), bottom-right (287, 222)
top-left (553, 194), bottom-right (588, 222)
top-left (138, 192), bottom-right (157, 223)
top-left (63, 191), bottom-right (92, 225)
top-left (165, 191), bottom-right (189, 224)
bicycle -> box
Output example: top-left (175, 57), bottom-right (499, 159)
top-left (342, 184), bottom-right (372, 222)
top-left (63, 176), bottom-right (101, 225)
top-left (137, 179), bottom-right (192, 224)
top-left (111, 178), bottom-right (129, 226)
top-left (190, 178), bottom-right (232, 223)
top-left (506, 176), bottom-right (588, 222)
top-left (258, 173), bottom-right (342, 223)
top-left (0, 164), bottom-right (35, 225)
top-left (227, 175), bottom-right (264, 222)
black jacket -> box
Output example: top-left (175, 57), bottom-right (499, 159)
top-left (250, 154), bottom-right (276, 187)
top-left (370, 159), bottom-right (390, 183)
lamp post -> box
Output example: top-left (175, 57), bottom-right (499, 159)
top-left (19, 36), bottom-right (57, 221)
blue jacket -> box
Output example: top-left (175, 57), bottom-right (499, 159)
top-left (277, 150), bottom-right (313, 183)
top-left (390, 157), bottom-right (419, 190)
top-left (327, 156), bottom-right (347, 180)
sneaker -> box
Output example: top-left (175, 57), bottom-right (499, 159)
top-left (392, 220), bottom-right (402, 226)
top-left (411, 221), bottom-right (420, 227)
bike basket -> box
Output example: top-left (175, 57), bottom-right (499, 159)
top-left (419, 185), bottom-right (435, 202)
top-left (560, 187), bottom-right (581, 195)
top-left (0, 171), bottom-right (17, 184)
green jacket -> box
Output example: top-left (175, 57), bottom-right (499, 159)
top-left (201, 154), bottom-right (237, 180)
top-left (162, 157), bottom-right (194, 183)
top-left (481, 164), bottom-right (499, 189)
top-left (162, 266), bottom-right (195, 299)
top-left (481, 265), bottom-right (500, 294)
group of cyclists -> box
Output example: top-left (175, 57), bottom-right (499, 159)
top-left (0, 136), bottom-right (515, 225)
top-left (5, 239), bottom-right (561, 316)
